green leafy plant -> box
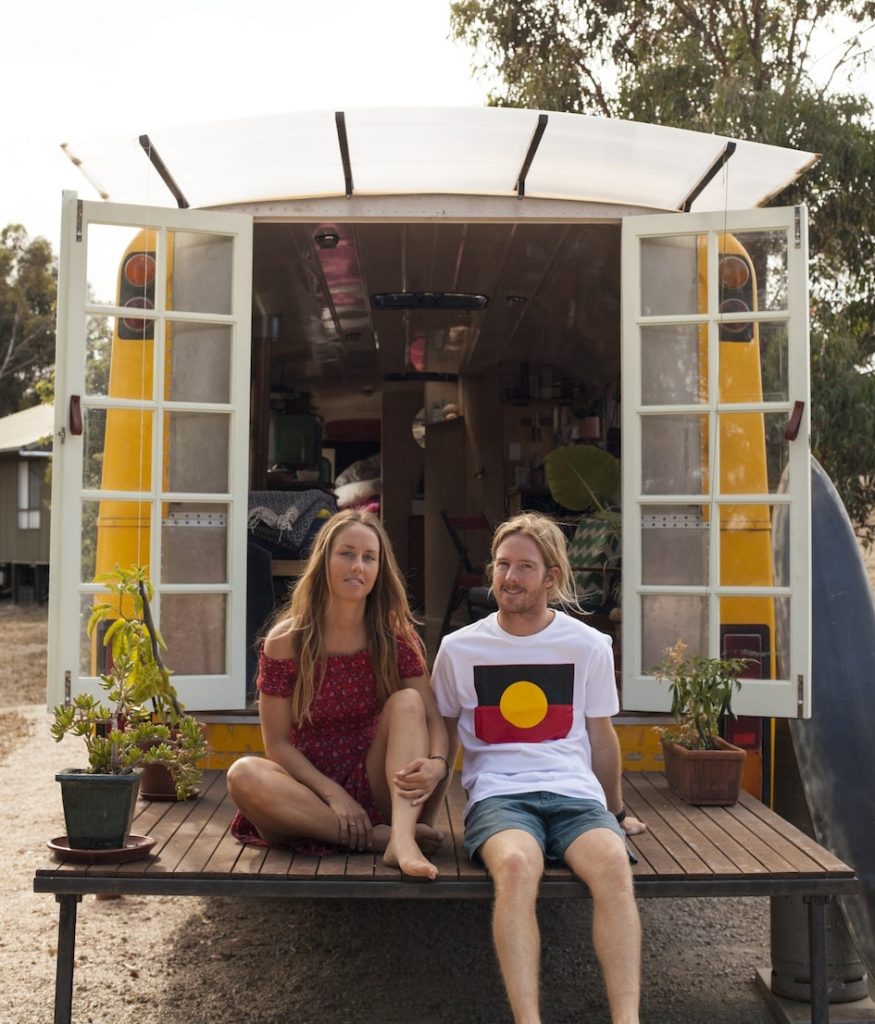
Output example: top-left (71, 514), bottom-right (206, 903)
top-left (652, 639), bottom-right (747, 751)
top-left (51, 565), bottom-right (206, 799)
top-left (544, 444), bottom-right (620, 522)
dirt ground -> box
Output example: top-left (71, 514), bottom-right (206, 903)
top-left (2, 545), bottom-right (874, 1024)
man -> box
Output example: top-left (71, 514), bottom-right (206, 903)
top-left (431, 512), bottom-right (646, 1024)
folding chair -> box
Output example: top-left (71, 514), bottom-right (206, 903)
top-left (440, 511), bottom-right (493, 637)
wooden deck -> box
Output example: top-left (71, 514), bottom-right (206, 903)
top-left (35, 771), bottom-right (858, 1024)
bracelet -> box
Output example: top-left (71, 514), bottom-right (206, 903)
top-left (615, 808), bottom-right (627, 824)
top-left (429, 754), bottom-right (450, 779)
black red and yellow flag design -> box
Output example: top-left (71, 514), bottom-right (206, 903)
top-left (473, 664), bottom-right (574, 744)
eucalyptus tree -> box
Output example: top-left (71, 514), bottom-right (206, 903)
top-left (451, 0), bottom-right (875, 540)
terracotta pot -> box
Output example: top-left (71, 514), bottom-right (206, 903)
top-left (661, 736), bottom-right (746, 806)
top-left (138, 761), bottom-right (178, 801)
top-left (137, 723), bottom-right (207, 801)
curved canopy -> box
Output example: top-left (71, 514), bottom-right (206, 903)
top-left (62, 106), bottom-right (818, 215)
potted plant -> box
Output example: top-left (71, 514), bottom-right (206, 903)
top-left (84, 565), bottom-right (207, 800)
top-left (52, 566), bottom-right (207, 850)
top-left (652, 639), bottom-right (748, 806)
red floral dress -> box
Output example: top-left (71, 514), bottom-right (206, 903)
top-left (230, 638), bottom-right (424, 855)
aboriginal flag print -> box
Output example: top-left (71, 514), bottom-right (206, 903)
top-left (473, 664), bottom-right (574, 744)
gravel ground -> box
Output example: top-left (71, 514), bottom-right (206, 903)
top-left (7, 593), bottom-right (875, 1023)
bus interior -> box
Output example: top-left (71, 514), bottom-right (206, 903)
top-left (246, 218), bottom-right (623, 654)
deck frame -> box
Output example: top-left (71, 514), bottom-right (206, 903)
top-left (35, 772), bottom-right (858, 1024)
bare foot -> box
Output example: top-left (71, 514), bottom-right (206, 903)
top-left (366, 824), bottom-right (392, 852)
top-left (366, 823), bottom-right (444, 854)
top-left (415, 823), bottom-right (445, 854)
top-left (383, 835), bottom-right (438, 880)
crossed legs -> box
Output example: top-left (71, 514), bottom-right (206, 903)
top-left (227, 688), bottom-right (445, 878)
top-left (480, 826), bottom-right (640, 1024)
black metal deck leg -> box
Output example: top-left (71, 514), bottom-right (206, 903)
top-left (806, 894), bottom-right (830, 1024)
top-left (54, 894), bottom-right (81, 1024)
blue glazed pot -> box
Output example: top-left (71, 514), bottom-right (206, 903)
top-left (55, 770), bottom-right (141, 850)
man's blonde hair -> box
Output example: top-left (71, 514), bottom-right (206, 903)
top-left (489, 512), bottom-right (578, 608)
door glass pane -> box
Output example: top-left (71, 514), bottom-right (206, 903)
top-left (642, 414), bottom-right (708, 494)
top-left (91, 315), bottom-right (156, 401)
top-left (166, 322), bottom-right (232, 403)
top-left (165, 412), bottom-right (230, 493)
top-left (720, 596), bottom-right (784, 681)
top-left (86, 223), bottom-right (158, 307)
top-left (83, 408), bottom-right (154, 493)
top-left (162, 503), bottom-right (228, 583)
top-left (642, 595), bottom-right (708, 674)
top-left (640, 235), bottom-right (702, 315)
top-left (84, 316), bottom-right (115, 397)
top-left (719, 412), bottom-right (789, 494)
top-left (168, 231), bottom-right (232, 314)
top-left (719, 504), bottom-right (780, 587)
top-left (774, 595), bottom-right (791, 680)
top-left (78, 593), bottom-right (99, 676)
top-left (728, 230), bottom-right (788, 313)
top-left (642, 505), bottom-right (708, 585)
top-left (720, 321), bottom-right (789, 403)
top-left (641, 324), bottom-right (707, 405)
top-left (82, 499), bottom-right (151, 583)
top-left (161, 593), bottom-right (227, 674)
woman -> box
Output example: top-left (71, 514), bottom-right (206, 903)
top-left (228, 509), bottom-right (450, 880)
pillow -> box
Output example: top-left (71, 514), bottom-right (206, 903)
top-left (335, 454), bottom-right (381, 487)
top-left (335, 476), bottom-right (382, 508)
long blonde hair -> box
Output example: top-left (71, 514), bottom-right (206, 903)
top-left (270, 509), bottom-right (424, 724)
top-left (489, 512), bottom-right (579, 608)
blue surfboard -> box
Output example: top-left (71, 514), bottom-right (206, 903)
top-left (786, 457), bottom-right (875, 976)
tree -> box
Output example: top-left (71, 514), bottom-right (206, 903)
top-left (451, 0), bottom-right (875, 541)
top-left (0, 225), bottom-right (57, 417)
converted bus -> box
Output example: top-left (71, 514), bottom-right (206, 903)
top-left (48, 108), bottom-right (816, 802)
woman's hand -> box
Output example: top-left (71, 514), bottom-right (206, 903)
top-left (324, 787), bottom-right (372, 851)
top-left (393, 756), bottom-right (446, 807)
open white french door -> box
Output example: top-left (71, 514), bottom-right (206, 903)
top-left (48, 193), bottom-right (253, 710)
top-left (621, 206), bottom-right (811, 718)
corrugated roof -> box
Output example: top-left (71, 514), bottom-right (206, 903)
top-left (0, 404), bottom-right (54, 454)
top-left (61, 107), bottom-right (818, 215)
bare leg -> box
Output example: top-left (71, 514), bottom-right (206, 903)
top-left (564, 828), bottom-right (641, 1024)
top-left (366, 688), bottom-right (443, 879)
top-left (226, 757), bottom-right (348, 846)
top-left (479, 829), bottom-right (545, 1024)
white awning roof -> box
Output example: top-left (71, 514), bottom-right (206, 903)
top-left (0, 404), bottom-right (54, 455)
top-left (61, 107), bottom-right (818, 215)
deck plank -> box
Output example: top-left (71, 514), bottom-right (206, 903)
top-left (260, 846), bottom-right (296, 878)
top-left (638, 774), bottom-right (771, 875)
top-left (444, 777), bottom-right (488, 881)
top-left (174, 793), bottom-right (237, 875)
top-left (625, 774), bottom-right (737, 875)
top-left (735, 791), bottom-right (855, 876)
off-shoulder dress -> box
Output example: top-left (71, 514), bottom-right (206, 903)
top-left (230, 637), bottom-right (424, 855)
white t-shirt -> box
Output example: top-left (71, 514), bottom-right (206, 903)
top-left (432, 610), bottom-right (619, 816)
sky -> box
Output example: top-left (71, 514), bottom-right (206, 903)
top-left (3, 0), bottom-right (486, 257)
top-left (3, 0), bottom-right (873, 273)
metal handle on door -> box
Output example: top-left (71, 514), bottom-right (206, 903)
top-left (69, 395), bottom-right (82, 436)
top-left (784, 401), bottom-right (804, 441)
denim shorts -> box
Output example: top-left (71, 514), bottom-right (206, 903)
top-left (464, 791), bottom-right (625, 863)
